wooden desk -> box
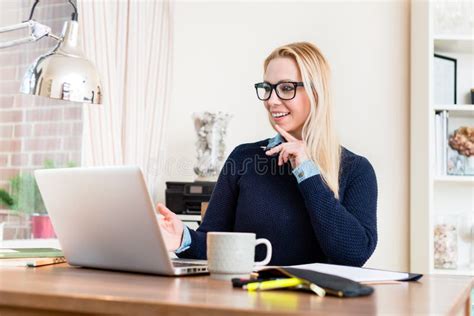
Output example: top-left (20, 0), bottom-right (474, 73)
top-left (0, 264), bottom-right (472, 316)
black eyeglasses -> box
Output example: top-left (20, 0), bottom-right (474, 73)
top-left (254, 81), bottom-right (304, 101)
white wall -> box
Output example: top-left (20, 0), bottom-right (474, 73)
top-left (158, 0), bottom-right (410, 271)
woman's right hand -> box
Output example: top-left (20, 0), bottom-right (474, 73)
top-left (155, 203), bottom-right (184, 251)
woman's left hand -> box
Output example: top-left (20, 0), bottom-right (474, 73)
top-left (265, 125), bottom-right (310, 169)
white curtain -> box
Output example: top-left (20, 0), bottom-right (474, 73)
top-left (77, 0), bottom-right (173, 200)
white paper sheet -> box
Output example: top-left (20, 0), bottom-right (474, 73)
top-left (284, 263), bottom-right (409, 282)
top-left (256, 263), bottom-right (410, 283)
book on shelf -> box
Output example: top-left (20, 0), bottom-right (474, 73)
top-left (434, 110), bottom-right (448, 176)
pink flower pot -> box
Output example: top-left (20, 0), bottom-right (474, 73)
top-left (31, 215), bottom-right (56, 239)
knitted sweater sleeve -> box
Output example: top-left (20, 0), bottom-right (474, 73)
top-left (176, 146), bottom-right (241, 260)
top-left (297, 156), bottom-right (378, 267)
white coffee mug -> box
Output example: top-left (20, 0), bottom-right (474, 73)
top-left (207, 232), bottom-right (272, 280)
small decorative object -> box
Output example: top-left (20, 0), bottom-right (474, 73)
top-left (434, 216), bottom-right (458, 269)
top-left (192, 111), bottom-right (232, 181)
top-left (447, 126), bottom-right (474, 175)
top-left (434, 54), bottom-right (457, 105)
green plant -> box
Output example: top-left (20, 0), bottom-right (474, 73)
top-left (0, 160), bottom-right (77, 215)
top-left (9, 172), bottom-right (46, 215)
top-left (0, 189), bottom-right (14, 207)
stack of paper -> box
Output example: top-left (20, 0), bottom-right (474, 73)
top-left (0, 248), bottom-right (65, 267)
top-left (255, 262), bottom-right (413, 283)
top-left (285, 263), bottom-right (410, 283)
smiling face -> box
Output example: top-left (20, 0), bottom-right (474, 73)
top-left (263, 57), bottom-right (311, 140)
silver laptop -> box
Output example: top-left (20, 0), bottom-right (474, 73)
top-left (34, 166), bottom-right (208, 276)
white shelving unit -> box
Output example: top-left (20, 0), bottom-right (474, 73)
top-left (411, 1), bottom-right (474, 276)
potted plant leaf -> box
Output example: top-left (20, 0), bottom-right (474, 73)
top-left (0, 160), bottom-right (77, 239)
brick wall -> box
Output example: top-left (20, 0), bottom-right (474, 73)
top-left (0, 0), bottom-right (82, 191)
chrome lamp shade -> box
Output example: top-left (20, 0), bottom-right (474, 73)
top-left (20, 20), bottom-right (102, 104)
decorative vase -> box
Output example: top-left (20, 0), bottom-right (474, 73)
top-left (447, 152), bottom-right (474, 176)
top-left (192, 111), bottom-right (232, 181)
top-left (434, 215), bottom-right (458, 269)
top-left (466, 156), bottom-right (474, 175)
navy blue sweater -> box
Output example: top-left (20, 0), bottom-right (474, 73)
top-left (177, 139), bottom-right (378, 267)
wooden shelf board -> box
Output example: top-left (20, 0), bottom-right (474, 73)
top-left (434, 35), bottom-right (474, 41)
top-left (434, 105), bottom-right (474, 111)
top-left (433, 176), bottom-right (474, 183)
top-left (433, 105), bottom-right (474, 117)
top-left (434, 37), bottom-right (474, 54)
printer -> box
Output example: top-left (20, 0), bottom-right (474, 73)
top-left (165, 181), bottom-right (216, 215)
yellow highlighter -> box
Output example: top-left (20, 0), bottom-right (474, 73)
top-left (243, 278), bottom-right (304, 292)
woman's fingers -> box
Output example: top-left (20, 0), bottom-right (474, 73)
top-left (266, 132), bottom-right (308, 169)
top-left (278, 145), bottom-right (294, 166)
top-left (267, 144), bottom-right (290, 166)
top-left (266, 142), bottom-right (301, 166)
top-left (282, 150), bottom-right (290, 164)
top-left (156, 203), bottom-right (174, 218)
top-left (280, 147), bottom-right (290, 166)
top-left (265, 144), bottom-right (282, 156)
top-left (279, 148), bottom-right (285, 166)
top-left (155, 204), bottom-right (184, 252)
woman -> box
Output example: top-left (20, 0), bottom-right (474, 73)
top-left (157, 42), bottom-right (378, 267)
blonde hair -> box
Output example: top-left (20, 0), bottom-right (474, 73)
top-left (264, 42), bottom-right (342, 199)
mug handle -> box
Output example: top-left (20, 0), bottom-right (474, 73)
top-left (254, 238), bottom-right (272, 266)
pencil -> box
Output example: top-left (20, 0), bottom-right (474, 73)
top-left (26, 257), bottom-right (66, 267)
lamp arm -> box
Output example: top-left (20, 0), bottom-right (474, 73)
top-left (0, 20), bottom-right (58, 49)
top-left (0, 0), bottom-right (77, 49)
top-left (0, 21), bottom-right (32, 33)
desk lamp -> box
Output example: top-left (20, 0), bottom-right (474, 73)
top-left (0, 0), bottom-right (102, 104)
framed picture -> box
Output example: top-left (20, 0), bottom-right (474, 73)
top-left (434, 54), bottom-right (457, 105)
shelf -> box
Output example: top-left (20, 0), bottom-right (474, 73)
top-left (433, 176), bottom-right (474, 184)
top-left (432, 267), bottom-right (474, 276)
top-left (434, 105), bottom-right (474, 111)
top-left (434, 36), bottom-right (474, 54)
top-left (433, 105), bottom-right (474, 117)
top-left (411, 1), bottom-right (474, 277)
top-left (434, 35), bottom-right (474, 40)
